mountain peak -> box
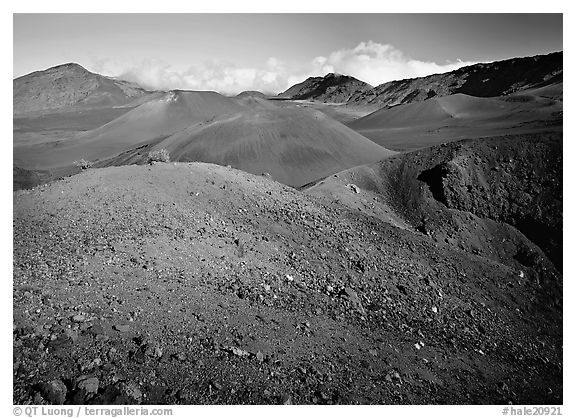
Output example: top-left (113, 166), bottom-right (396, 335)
top-left (44, 62), bottom-right (91, 74)
top-left (279, 72), bottom-right (372, 102)
top-left (54, 62), bottom-right (87, 69)
top-left (13, 62), bottom-right (150, 115)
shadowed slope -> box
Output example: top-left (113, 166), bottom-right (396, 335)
top-left (306, 132), bottom-right (562, 270)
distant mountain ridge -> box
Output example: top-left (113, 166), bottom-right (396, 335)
top-left (348, 51), bottom-right (562, 107)
top-left (14, 51), bottom-right (562, 115)
top-left (277, 52), bottom-right (562, 108)
top-left (235, 91), bottom-right (269, 99)
top-left (13, 63), bottom-right (152, 115)
top-left (278, 73), bottom-right (373, 102)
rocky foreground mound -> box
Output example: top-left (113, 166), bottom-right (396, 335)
top-left (13, 154), bottom-right (562, 405)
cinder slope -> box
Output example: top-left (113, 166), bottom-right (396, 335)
top-left (235, 90), bottom-right (269, 99)
top-left (83, 90), bottom-right (246, 145)
top-left (347, 93), bottom-right (563, 150)
top-left (14, 90), bottom-right (246, 170)
top-left (350, 98), bottom-right (454, 129)
top-left (14, 162), bottom-right (562, 404)
top-left (149, 107), bottom-right (396, 187)
top-left (13, 63), bottom-right (152, 115)
top-left (231, 95), bottom-right (279, 110)
top-left (351, 93), bottom-right (561, 130)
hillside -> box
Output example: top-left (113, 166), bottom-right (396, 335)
top-left (305, 132), bottom-right (562, 270)
top-left (278, 73), bottom-right (372, 102)
top-left (15, 92), bottom-right (394, 188)
top-left (347, 52), bottom-right (562, 107)
top-left (232, 95), bottom-right (279, 110)
top-left (13, 90), bottom-right (246, 171)
top-left (138, 107), bottom-right (396, 187)
top-left (236, 91), bottom-right (269, 99)
top-left (346, 92), bottom-right (562, 151)
top-left (13, 63), bottom-right (153, 115)
top-left (13, 161), bottom-right (562, 405)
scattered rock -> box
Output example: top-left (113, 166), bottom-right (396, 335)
top-left (256, 351), bottom-right (264, 363)
top-left (89, 323), bottom-right (105, 335)
top-left (154, 346), bottom-right (164, 358)
top-left (341, 287), bottom-right (366, 315)
top-left (121, 381), bottom-right (143, 402)
top-left (72, 314), bottom-right (86, 323)
top-left (113, 324), bottom-right (130, 333)
top-left (347, 184), bottom-right (360, 193)
top-left (144, 343), bottom-right (163, 359)
top-left (77, 376), bottom-right (99, 395)
top-left (63, 328), bottom-right (78, 343)
top-left (173, 352), bottom-right (187, 362)
top-left (176, 389), bottom-right (191, 402)
top-left (38, 379), bottom-right (67, 404)
top-left (225, 346), bottom-right (250, 357)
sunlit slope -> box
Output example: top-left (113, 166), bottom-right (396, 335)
top-left (14, 90), bottom-right (246, 169)
top-left (347, 93), bottom-right (562, 150)
top-left (153, 107), bottom-right (396, 187)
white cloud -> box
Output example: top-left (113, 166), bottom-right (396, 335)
top-left (90, 41), bottom-right (475, 95)
top-left (309, 41), bottom-right (475, 87)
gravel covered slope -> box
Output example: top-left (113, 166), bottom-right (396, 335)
top-left (306, 133), bottom-right (562, 271)
top-left (13, 162), bottom-right (562, 405)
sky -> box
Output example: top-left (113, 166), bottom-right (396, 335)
top-left (13, 14), bottom-right (563, 95)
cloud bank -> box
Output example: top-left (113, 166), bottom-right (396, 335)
top-left (94, 41), bottom-right (475, 95)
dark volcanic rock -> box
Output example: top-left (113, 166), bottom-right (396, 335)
top-left (38, 379), bottom-right (67, 404)
top-left (278, 73), bottom-right (372, 102)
